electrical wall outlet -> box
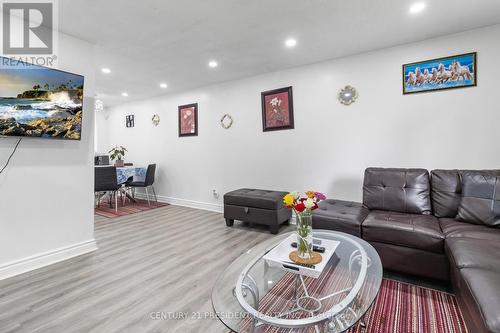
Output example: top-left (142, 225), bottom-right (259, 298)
top-left (212, 189), bottom-right (219, 199)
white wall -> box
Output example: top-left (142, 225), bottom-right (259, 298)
top-left (99, 25), bottom-right (500, 211)
top-left (95, 105), bottom-right (109, 154)
top-left (0, 33), bottom-right (96, 279)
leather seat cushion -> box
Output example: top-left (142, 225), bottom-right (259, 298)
top-left (312, 199), bottom-right (369, 236)
top-left (440, 218), bottom-right (500, 242)
top-left (224, 188), bottom-right (288, 210)
top-left (460, 268), bottom-right (500, 333)
top-left (363, 210), bottom-right (444, 253)
top-left (446, 238), bottom-right (500, 272)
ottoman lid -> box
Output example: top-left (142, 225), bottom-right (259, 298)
top-left (224, 188), bottom-right (288, 210)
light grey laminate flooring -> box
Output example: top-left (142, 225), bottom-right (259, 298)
top-left (0, 205), bottom-right (292, 333)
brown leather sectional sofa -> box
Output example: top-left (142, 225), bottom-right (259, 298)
top-left (312, 168), bottom-right (500, 333)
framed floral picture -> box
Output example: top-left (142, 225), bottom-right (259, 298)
top-left (178, 103), bottom-right (198, 137)
top-left (261, 86), bottom-right (294, 132)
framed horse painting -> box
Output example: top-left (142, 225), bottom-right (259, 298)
top-left (403, 52), bottom-right (477, 94)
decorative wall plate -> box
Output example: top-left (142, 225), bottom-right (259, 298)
top-left (338, 85), bottom-right (358, 105)
top-left (220, 114), bottom-right (233, 129)
top-left (152, 114), bottom-right (160, 126)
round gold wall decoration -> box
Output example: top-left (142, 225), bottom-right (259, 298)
top-left (338, 85), bottom-right (358, 105)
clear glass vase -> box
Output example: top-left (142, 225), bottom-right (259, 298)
top-left (296, 211), bottom-right (313, 260)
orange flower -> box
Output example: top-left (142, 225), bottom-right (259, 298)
top-left (306, 191), bottom-right (315, 198)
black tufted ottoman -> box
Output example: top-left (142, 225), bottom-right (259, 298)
top-left (223, 189), bottom-right (292, 234)
top-left (312, 199), bottom-right (369, 237)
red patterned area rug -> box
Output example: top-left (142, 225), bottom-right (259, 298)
top-left (236, 278), bottom-right (468, 333)
top-left (347, 279), bottom-right (468, 333)
top-left (95, 198), bottom-right (168, 218)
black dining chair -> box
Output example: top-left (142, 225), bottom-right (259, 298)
top-left (94, 166), bottom-right (121, 212)
top-left (125, 164), bottom-right (157, 206)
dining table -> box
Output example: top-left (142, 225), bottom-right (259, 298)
top-left (95, 165), bottom-right (147, 204)
top-left (115, 166), bottom-right (147, 203)
top-left (115, 166), bottom-right (147, 184)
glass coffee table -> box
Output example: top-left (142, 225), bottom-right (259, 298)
top-left (212, 230), bottom-right (382, 332)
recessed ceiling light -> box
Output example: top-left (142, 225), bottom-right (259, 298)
top-left (409, 2), bottom-right (426, 14)
top-left (121, 92), bottom-right (128, 97)
top-left (285, 38), bottom-right (297, 48)
top-left (101, 68), bottom-right (111, 74)
top-left (160, 83), bottom-right (168, 89)
top-left (208, 60), bottom-right (218, 68)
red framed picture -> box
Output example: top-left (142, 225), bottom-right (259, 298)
top-left (178, 103), bottom-right (198, 137)
top-left (261, 86), bottom-right (294, 132)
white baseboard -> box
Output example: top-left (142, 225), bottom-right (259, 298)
top-left (0, 239), bottom-right (98, 281)
top-left (135, 192), bottom-right (297, 224)
top-left (135, 193), bottom-right (223, 213)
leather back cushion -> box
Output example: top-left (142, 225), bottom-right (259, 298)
top-left (431, 169), bottom-right (500, 218)
top-left (430, 170), bottom-right (462, 218)
top-left (456, 171), bottom-right (500, 226)
top-left (363, 168), bottom-right (431, 214)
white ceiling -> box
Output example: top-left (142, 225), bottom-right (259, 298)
top-left (58, 0), bottom-right (500, 107)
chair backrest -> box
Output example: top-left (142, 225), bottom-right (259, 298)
top-left (95, 166), bottom-right (119, 192)
top-left (144, 164), bottom-right (156, 186)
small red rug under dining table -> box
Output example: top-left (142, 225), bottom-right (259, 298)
top-left (94, 198), bottom-right (168, 218)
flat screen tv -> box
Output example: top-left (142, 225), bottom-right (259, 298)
top-left (0, 57), bottom-right (84, 140)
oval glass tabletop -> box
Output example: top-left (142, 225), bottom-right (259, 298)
top-left (211, 230), bottom-right (382, 333)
